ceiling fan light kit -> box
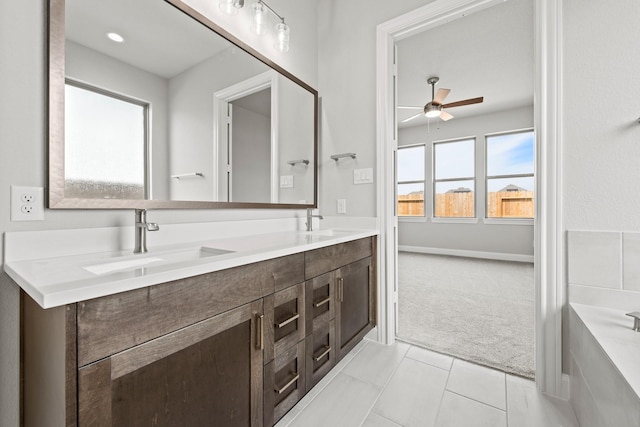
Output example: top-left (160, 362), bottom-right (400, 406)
top-left (400, 75), bottom-right (484, 124)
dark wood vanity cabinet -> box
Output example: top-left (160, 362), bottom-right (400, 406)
top-left (22, 237), bottom-right (376, 427)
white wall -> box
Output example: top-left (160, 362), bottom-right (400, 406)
top-left (317, 0), bottom-right (437, 216)
top-left (398, 106), bottom-right (534, 258)
top-left (0, 1), bottom-right (317, 425)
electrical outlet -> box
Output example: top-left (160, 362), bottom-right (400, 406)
top-left (11, 185), bottom-right (44, 221)
top-left (337, 199), bottom-right (346, 214)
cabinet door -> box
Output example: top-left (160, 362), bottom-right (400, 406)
top-left (335, 257), bottom-right (375, 360)
top-left (78, 299), bottom-right (265, 427)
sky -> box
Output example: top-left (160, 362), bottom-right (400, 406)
top-left (397, 131), bottom-right (534, 195)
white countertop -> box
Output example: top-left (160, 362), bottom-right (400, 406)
top-left (5, 227), bottom-right (378, 309)
top-left (570, 303), bottom-right (640, 399)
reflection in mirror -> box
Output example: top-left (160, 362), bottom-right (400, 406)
top-left (49, 0), bottom-right (317, 209)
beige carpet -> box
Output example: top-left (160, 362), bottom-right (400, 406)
top-left (397, 252), bottom-right (535, 378)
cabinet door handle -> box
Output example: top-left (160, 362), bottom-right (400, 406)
top-left (256, 314), bottom-right (264, 350)
top-left (275, 313), bottom-right (300, 329)
top-left (313, 346), bottom-right (332, 362)
top-left (275, 372), bottom-right (300, 394)
top-left (313, 297), bottom-right (331, 308)
top-left (338, 277), bottom-right (344, 302)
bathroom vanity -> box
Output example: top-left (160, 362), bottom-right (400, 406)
top-left (10, 228), bottom-right (376, 426)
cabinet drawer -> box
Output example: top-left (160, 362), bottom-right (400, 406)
top-left (305, 237), bottom-right (372, 279)
top-left (77, 253), bottom-right (303, 366)
top-left (264, 282), bottom-right (305, 365)
top-left (264, 340), bottom-right (306, 426)
top-left (305, 319), bottom-right (336, 390)
top-left (305, 271), bottom-right (335, 334)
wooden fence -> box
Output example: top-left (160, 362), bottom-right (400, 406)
top-left (398, 190), bottom-right (534, 218)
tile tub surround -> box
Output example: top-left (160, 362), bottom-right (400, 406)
top-left (569, 303), bottom-right (640, 427)
top-left (4, 218), bottom-right (377, 308)
top-left (567, 230), bottom-right (640, 311)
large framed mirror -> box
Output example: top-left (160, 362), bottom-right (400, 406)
top-left (48, 0), bottom-right (318, 209)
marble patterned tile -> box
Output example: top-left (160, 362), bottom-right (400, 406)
top-left (283, 373), bottom-right (381, 427)
top-left (405, 345), bottom-right (453, 371)
top-left (434, 391), bottom-right (506, 427)
top-left (372, 358), bottom-right (449, 427)
top-left (445, 359), bottom-right (506, 410)
top-left (341, 340), bottom-right (410, 388)
top-left (506, 374), bottom-right (578, 427)
top-left (567, 230), bottom-right (621, 289)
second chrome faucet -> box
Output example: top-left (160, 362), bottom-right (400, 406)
top-left (306, 208), bottom-right (323, 232)
top-left (134, 209), bottom-right (159, 253)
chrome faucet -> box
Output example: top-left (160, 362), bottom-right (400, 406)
top-left (134, 209), bottom-right (159, 254)
top-left (626, 312), bottom-right (640, 332)
top-left (306, 208), bottom-right (324, 232)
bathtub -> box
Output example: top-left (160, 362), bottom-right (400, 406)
top-left (569, 303), bottom-right (640, 427)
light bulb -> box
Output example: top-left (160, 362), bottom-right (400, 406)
top-left (219, 0), bottom-right (239, 15)
top-left (274, 22), bottom-right (290, 53)
top-left (251, 2), bottom-right (265, 35)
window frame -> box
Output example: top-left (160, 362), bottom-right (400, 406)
top-left (396, 143), bottom-right (427, 220)
top-left (432, 137), bottom-right (477, 220)
top-left (484, 128), bottom-right (535, 223)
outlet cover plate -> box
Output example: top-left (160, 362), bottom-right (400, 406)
top-left (11, 185), bottom-right (44, 221)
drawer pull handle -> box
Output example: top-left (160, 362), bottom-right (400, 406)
top-left (313, 297), bottom-right (331, 308)
top-left (275, 373), bottom-right (299, 394)
top-left (313, 346), bottom-right (332, 362)
top-left (338, 277), bottom-right (344, 302)
top-left (256, 314), bottom-right (264, 350)
top-left (276, 313), bottom-right (300, 329)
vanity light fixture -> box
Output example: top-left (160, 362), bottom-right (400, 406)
top-left (219, 0), bottom-right (290, 53)
top-left (106, 32), bottom-right (125, 43)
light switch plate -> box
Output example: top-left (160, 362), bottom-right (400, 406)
top-left (353, 168), bottom-right (374, 184)
top-left (280, 175), bottom-right (294, 188)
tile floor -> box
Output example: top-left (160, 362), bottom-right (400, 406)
top-left (276, 339), bottom-right (578, 427)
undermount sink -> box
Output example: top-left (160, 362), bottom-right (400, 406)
top-left (83, 246), bottom-right (234, 275)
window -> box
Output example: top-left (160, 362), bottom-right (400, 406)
top-left (397, 144), bottom-right (425, 217)
top-left (64, 81), bottom-right (148, 200)
top-left (433, 138), bottom-right (475, 218)
top-left (486, 130), bottom-right (535, 219)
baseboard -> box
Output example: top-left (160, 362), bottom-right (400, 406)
top-left (398, 245), bottom-right (534, 263)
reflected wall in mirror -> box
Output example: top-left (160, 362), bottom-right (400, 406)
top-left (49, 0), bottom-right (318, 209)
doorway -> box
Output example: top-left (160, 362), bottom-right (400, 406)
top-left (376, 0), bottom-right (565, 396)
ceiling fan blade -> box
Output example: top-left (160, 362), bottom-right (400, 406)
top-left (397, 106), bottom-right (423, 110)
top-left (400, 112), bottom-right (423, 123)
top-left (433, 88), bottom-right (450, 104)
top-left (442, 96), bottom-right (483, 109)
top-left (439, 111), bottom-right (454, 121)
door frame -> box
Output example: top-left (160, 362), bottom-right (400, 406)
top-left (213, 70), bottom-right (280, 202)
top-left (375, 0), bottom-right (565, 397)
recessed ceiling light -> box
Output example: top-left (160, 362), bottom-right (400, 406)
top-left (106, 32), bottom-right (125, 43)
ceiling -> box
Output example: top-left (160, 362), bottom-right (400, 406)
top-left (396, 0), bottom-right (534, 128)
top-left (66, 0), bottom-right (230, 79)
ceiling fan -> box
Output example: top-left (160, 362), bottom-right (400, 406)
top-left (399, 76), bottom-right (483, 123)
